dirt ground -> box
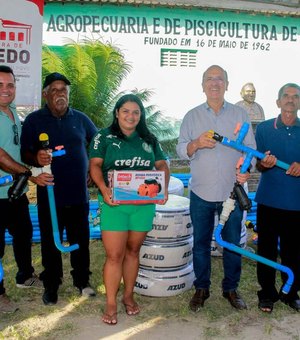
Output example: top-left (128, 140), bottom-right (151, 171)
top-left (3, 296), bottom-right (300, 340)
top-left (62, 313), bottom-right (300, 340)
top-left (2, 185), bottom-right (298, 339)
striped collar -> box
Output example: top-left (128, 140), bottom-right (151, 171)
top-left (274, 114), bottom-right (300, 129)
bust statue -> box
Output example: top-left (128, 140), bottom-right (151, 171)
top-left (236, 83), bottom-right (265, 122)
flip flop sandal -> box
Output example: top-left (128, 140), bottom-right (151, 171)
top-left (122, 301), bottom-right (140, 316)
top-left (258, 299), bottom-right (273, 313)
top-left (102, 312), bottom-right (118, 325)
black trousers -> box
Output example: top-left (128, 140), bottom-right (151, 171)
top-left (257, 204), bottom-right (300, 301)
top-left (37, 201), bottom-right (91, 290)
top-left (0, 194), bottom-right (34, 294)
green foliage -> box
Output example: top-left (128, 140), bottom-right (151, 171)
top-left (42, 38), bottom-right (178, 157)
top-left (42, 45), bottom-right (65, 75)
top-left (42, 37), bottom-right (131, 128)
top-left (122, 88), bottom-right (178, 156)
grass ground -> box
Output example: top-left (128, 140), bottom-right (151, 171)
top-left (0, 239), bottom-right (297, 339)
top-left (1, 179), bottom-right (298, 339)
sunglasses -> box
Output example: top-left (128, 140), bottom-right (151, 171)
top-left (12, 124), bottom-right (19, 145)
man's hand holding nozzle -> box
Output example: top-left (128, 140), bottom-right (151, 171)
top-left (37, 149), bottom-right (52, 167)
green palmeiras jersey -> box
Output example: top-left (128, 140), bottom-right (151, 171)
top-left (89, 128), bottom-right (166, 185)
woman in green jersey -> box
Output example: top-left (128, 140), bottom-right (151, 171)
top-left (89, 94), bottom-right (170, 325)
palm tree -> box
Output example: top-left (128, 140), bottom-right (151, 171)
top-left (42, 38), bottom-right (177, 156)
top-left (42, 37), bottom-right (131, 127)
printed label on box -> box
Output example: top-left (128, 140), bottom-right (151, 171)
top-left (110, 170), bottom-right (165, 204)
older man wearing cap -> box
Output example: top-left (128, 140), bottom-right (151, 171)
top-left (21, 72), bottom-right (98, 305)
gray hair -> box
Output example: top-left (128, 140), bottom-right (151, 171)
top-left (278, 83), bottom-right (300, 100)
top-left (202, 65), bottom-right (228, 84)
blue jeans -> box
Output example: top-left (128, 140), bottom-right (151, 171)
top-left (190, 191), bottom-right (243, 292)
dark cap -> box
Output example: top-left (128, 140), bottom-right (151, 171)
top-left (43, 72), bottom-right (71, 89)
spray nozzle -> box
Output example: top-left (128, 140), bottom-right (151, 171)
top-left (8, 171), bottom-right (32, 202)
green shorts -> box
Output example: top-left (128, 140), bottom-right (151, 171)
top-left (98, 194), bottom-right (155, 232)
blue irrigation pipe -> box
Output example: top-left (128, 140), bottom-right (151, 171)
top-left (215, 223), bottom-right (294, 294)
top-left (0, 260), bottom-right (3, 282)
top-left (0, 175), bottom-right (13, 282)
top-left (0, 175), bottom-right (13, 186)
top-left (212, 122), bottom-right (290, 172)
top-left (213, 122), bottom-right (294, 294)
top-left (48, 149), bottom-right (79, 253)
top-left (47, 185), bottom-right (79, 253)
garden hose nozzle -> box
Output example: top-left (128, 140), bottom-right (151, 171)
top-left (231, 182), bottom-right (252, 211)
top-left (8, 171), bottom-right (32, 202)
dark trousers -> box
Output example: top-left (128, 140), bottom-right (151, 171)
top-left (0, 194), bottom-right (34, 294)
top-left (37, 201), bottom-right (91, 290)
top-left (257, 204), bottom-right (300, 301)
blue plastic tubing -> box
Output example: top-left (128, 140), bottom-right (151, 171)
top-left (0, 175), bottom-right (13, 186)
top-left (47, 184), bottom-right (79, 253)
top-left (215, 223), bottom-right (294, 294)
top-left (220, 122), bottom-right (290, 173)
top-left (0, 176), bottom-right (12, 281)
top-left (214, 121), bottom-right (294, 294)
top-left (48, 149), bottom-right (79, 253)
top-left (0, 260), bottom-right (3, 282)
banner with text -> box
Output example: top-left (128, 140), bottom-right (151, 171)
top-left (43, 4), bottom-right (300, 120)
top-left (0, 0), bottom-right (44, 109)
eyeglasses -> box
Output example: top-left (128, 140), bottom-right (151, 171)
top-left (12, 124), bottom-right (19, 145)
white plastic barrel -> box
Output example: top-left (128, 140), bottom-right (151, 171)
top-left (147, 194), bottom-right (192, 242)
top-left (187, 177), bottom-right (192, 198)
top-left (168, 176), bottom-right (184, 196)
top-left (140, 236), bottom-right (193, 270)
top-left (134, 262), bottom-right (194, 297)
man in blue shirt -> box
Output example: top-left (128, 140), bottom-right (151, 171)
top-left (21, 73), bottom-right (98, 305)
top-left (255, 83), bottom-right (300, 313)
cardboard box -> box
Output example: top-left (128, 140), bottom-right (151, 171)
top-left (109, 170), bottom-right (165, 204)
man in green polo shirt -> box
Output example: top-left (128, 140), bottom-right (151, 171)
top-left (0, 65), bottom-right (50, 313)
